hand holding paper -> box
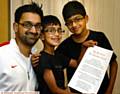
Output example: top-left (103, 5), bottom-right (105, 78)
top-left (68, 46), bottom-right (113, 94)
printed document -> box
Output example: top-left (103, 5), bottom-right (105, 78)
top-left (68, 46), bottom-right (113, 94)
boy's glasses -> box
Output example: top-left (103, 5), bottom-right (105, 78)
top-left (18, 21), bottom-right (43, 31)
top-left (65, 16), bottom-right (84, 26)
top-left (44, 27), bottom-right (64, 35)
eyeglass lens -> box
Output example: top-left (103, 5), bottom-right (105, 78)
top-left (18, 21), bottom-right (42, 31)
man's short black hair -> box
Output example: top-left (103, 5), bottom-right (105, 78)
top-left (42, 15), bottom-right (61, 28)
top-left (15, 2), bottom-right (43, 23)
top-left (62, 1), bottom-right (86, 22)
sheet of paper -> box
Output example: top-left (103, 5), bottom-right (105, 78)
top-left (68, 46), bottom-right (113, 94)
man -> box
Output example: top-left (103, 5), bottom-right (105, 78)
top-left (55, 1), bottom-right (118, 94)
top-left (0, 2), bottom-right (43, 91)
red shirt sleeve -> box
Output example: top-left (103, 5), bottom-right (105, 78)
top-left (0, 41), bottom-right (10, 47)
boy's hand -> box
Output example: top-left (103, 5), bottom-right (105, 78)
top-left (78, 40), bottom-right (98, 63)
top-left (31, 53), bottom-right (40, 67)
top-left (82, 40), bottom-right (97, 47)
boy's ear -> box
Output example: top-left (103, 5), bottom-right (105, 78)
top-left (40, 33), bottom-right (45, 40)
top-left (85, 15), bottom-right (89, 23)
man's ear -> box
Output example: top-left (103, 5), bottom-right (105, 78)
top-left (13, 22), bottom-right (18, 33)
top-left (40, 33), bottom-right (45, 40)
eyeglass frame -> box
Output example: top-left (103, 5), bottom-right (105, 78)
top-left (43, 27), bottom-right (65, 35)
top-left (65, 16), bottom-right (85, 27)
top-left (17, 21), bottom-right (43, 31)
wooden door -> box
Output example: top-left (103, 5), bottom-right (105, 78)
top-left (0, 0), bottom-right (9, 43)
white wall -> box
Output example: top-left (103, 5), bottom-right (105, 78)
top-left (84, 1), bottom-right (120, 93)
top-left (10, 0), bottom-right (22, 38)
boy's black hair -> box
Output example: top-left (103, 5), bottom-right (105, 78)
top-left (62, 1), bottom-right (86, 22)
top-left (15, 2), bottom-right (43, 23)
top-left (42, 15), bottom-right (61, 28)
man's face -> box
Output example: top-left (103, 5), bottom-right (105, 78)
top-left (14, 12), bottom-right (42, 47)
top-left (65, 14), bottom-right (88, 35)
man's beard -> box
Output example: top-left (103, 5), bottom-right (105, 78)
top-left (21, 31), bottom-right (40, 47)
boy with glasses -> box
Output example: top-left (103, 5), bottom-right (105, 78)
top-left (0, 2), bottom-right (43, 91)
top-left (34, 15), bottom-right (74, 94)
top-left (56, 1), bottom-right (118, 94)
